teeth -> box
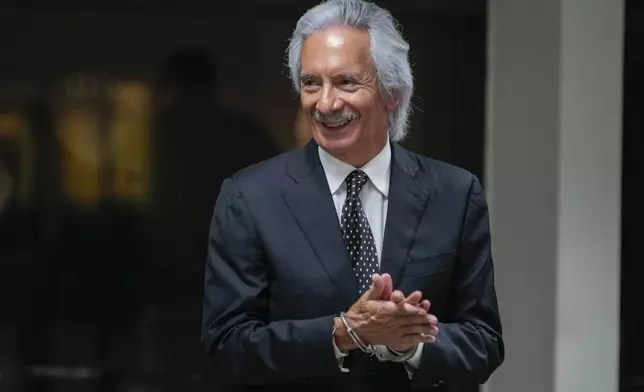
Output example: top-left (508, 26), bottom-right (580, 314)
top-left (324, 119), bottom-right (351, 128)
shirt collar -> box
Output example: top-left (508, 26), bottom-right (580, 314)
top-left (318, 138), bottom-right (391, 198)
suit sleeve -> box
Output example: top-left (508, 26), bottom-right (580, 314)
top-left (201, 178), bottom-right (341, 387)
top-left (410, 175), bottom-right (505, 389)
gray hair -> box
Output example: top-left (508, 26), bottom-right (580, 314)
top-left (286, 0), bottom-right (414, 142)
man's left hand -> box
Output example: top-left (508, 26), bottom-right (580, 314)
top-left (376, 273), bottom-right (439, 353)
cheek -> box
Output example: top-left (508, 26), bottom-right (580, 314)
top-left (345, 90), bottom-right (381, 113)
top-left (300, 93), bottom-right (316, 110)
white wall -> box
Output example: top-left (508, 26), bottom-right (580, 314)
top-left (484, 0), bottom-right (623, 391)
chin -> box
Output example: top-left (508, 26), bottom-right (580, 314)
top-left (313, 121), bottom-right (359, 152)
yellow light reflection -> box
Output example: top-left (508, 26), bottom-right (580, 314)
top-left (56, 104), bottom-right (102, 205)
top-left (108, 82), bottom-right (152, 202)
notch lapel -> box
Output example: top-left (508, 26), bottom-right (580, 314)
top-left (281, 141), bottom-right (358, 306)
top-left (380, 145), bottom-right (431, 288)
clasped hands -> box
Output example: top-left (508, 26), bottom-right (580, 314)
top-left (335, 273), bottom-right (439, 354)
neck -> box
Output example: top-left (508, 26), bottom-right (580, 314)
top-left (333, 135), bottom-right (388, 168)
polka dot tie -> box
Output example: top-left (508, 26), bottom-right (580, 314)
top-left (341, 170), bottom-right (379, 295)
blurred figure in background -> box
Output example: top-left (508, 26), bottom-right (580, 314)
top-left (0, 122), bottom-right (24, 391)
top-left (0, 138), bottom-right (16, 215)
top-left (153, 48), bottom-right (279, 257)
top-left (140, 48), bottom-right (280, 388)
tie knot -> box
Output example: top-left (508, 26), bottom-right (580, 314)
top-left (345, 170), bottom-right (368, 197)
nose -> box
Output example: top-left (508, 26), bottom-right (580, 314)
top-left (316, 85), bottom-right (343, 113)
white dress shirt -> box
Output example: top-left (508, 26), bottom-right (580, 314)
top-left (318, 139), bottom-right (423, 377)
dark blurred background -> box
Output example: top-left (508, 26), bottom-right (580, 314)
top-left (0, 0), bottom-right (639, 391)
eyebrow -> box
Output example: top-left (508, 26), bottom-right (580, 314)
top-left (299, 72), bottom-right (363, 81)
top-left (335, 72), bottom-right (362, 80)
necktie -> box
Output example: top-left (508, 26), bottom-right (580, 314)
top-left (341, 170), bottom-right (379, 295)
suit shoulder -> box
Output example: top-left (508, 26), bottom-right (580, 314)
top-left (404, 149), bottom-right (478, 193)
top-left (225, 148), bottom-right (293, 191)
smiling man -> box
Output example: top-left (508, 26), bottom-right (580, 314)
top-left (201, 1), bottom-right (504, 391)
top-left (298, 25), bottom-right (393, 167)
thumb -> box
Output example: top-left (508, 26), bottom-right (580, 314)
top-left (365, 273), bottom-right (384, 300)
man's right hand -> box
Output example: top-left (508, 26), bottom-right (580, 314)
top-left (340, 274), bottom-right (437, 349)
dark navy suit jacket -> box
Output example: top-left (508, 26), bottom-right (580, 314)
top-left (201, 140), bottom-right (504, 391)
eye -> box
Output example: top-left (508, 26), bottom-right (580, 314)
top-left (340, 78), bottom-right (356, 85)
top-left (300, 76), bottom-right (319, 88)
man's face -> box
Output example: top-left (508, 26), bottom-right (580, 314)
top-left (299, 26), bottom-right (394, 166)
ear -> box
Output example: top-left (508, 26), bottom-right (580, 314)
top-left (384, 92), bottom-right (399, 111)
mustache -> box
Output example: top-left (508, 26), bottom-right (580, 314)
top-left (311, 110), bottom-right (359, 123)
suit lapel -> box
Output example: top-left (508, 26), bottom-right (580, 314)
top-left (281, 141), bottom-right (358, 305)
top-left (380, 144), bottom-right (431, 288)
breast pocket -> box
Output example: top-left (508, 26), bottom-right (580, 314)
top-left (400, 250), bottom-right (456, 310)
top-left (403, 250), bottom-right (456, 279)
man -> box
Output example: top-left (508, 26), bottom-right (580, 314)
top-left (201, 0), bottom-right (504, 390)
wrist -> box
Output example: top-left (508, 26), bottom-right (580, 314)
top-left (385, 343), bottom-right (419, 363)
top-left (333, 317), bottom-right (358, 352)
top-left (388, 344), bottom-right (416, 354)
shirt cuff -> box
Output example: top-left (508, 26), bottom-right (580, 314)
top-left (403, 343), bottom-right (424, 377)
top-left (332, 327), bottom-right (350, 372)
top-left (375, 344), bottom-right (424, 379)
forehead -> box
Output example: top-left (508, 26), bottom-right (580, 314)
top-left (300, 26), bottom-right (372, 74)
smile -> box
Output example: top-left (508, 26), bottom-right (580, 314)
top-left (322, 118), bottom-right (354, 128)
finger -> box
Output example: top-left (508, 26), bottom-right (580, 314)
top-left (399, 323), bottom-right (434, 336)
top-left (366, 273), bottom-right (384, 300)
top-left (403, 291), bottom-right (422, 306)
top-left (397, 302), bottom-right (428, 316)
top-left (393, 314), bottom-right (433, 330)
top-left (381, 273), bottom-right (393, 300)
top-left (390, 290), bottom-right (405, 303)
top-left (419, 327), bottom-right (439, 343)
top-left (420, 333), bottom-right (437, 343)
top-left (397, 333), bottom-right (436, 346)
top-left (425, 335), bottom-right (437, 343)
top-left (406, 324), bottom-right (439, 337)
top-left (373, 302), bottom-right (428, 322)
top-left (397, 311), bottom-right (437, 324)
top-left (420, 299), bottom-right (430, 311)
